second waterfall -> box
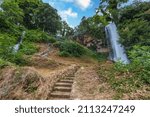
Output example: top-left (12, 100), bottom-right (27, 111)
top-left (105, 22), bottom-right (129, 64)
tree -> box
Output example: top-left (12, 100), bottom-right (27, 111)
top-left (1, 0), bottom-right (24, 24)
top-left (60, 21), bottom-right (74, 37)
top-left (16, 0), bottom-right (41, 29)
top-left (97, 0), bottom-right (129, 24)
top-left (75, 16), bottom-right (106, 46)
top-left (11, 0), bottom-right (62, 34)
top-left (35, 3), bottom-right (61, 34)
top-left (0, 0), bottom-right (24, 33)
top-left (118, 1), bottom-right (150, 49)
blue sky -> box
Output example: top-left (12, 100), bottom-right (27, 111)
top-left (42, 0), bottom-right (100, 28)
top-left (42, 0), bottom-right (150, 28)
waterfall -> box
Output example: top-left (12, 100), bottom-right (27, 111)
top-left (105, 22), bottom-right (129, 64)
top-left (13, 31), bottom-right (26, 52)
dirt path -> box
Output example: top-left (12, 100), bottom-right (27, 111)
top-left (34, 44), bottom-right (114, 100)
top-left (0, 43), bottom-right (113, 100)
top-left (71, 66), bottom-right (114, 100)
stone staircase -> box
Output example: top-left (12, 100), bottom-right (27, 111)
top-left (50, 76), bottom-right (75, 100)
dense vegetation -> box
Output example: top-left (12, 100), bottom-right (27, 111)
top-left (118, 2), bottom-right (150, 50)
top-left (0, 0), bottom-right (62, 66)
top-left (97, 0), bottom-right (150, 99)
top-left (117, 1), bottom-right (150, 84)
top-left (54, 40), bottom-right (85, 57)
top-left (0, 0), bottom-right (101, 68)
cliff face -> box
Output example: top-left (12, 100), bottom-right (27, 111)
top-left (73, 33), bottom-right (109, 53)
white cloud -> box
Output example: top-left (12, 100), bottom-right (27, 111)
top-left (59, 8), bottom-right (78, 22)
top-left (75, 0), bottom-right (91, 10)
top-left (61, 0), bottom-right (92, 10)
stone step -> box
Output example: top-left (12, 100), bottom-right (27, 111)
top-left (50, 91), bottom-right (70, 98)
top-left (59, 79), bottom-right (73, 83)
top-left (65, 76), bottom-right (74, 80)
top-left (53, 86), bottom-right (72, 92)
top-left (55, 82), bottom-right (72, 87)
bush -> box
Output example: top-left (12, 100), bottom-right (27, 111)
top-left (20, 42), bottom-right (39, 55)
top-left (25, 30), bottom-right (56, 43)
top-left (57, 41), bottom-right (85, 57)
top-left (0, 33), bottom-right (17, 59)
top-left (53, 41), bottom-right (62, 48)
top-left (59, 51), bottom-right (71, 57)
top-left (0, 33), bottom-right (29, 66)
top-left (112, 45), bottom-right (150, 84)
top-left (98, 45), bottom-right (150, 99)
top-left (0, 59), bottom-right (10, 68)
top-left (40, 33), bottom-right (56, 43)
top-left (6, 52), bottom-right (28, 66)
top-left (128, 46), bottom-right (150, 84)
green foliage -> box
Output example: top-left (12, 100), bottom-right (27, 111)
top-left (53, 41), bottom-right (62, 48)
top-left (98, 46), bottom-right (150, 99)
top-left (35, 3), bottom-right (61, 34)
top-left (60, 21), bottom-right (74, 38)
top-left (59, 51), bottom-right (71, 57)
top-left (0, 59), bottom-right (10, 68)
top-left (1, 0), bottom-right (61, 34)
top-left (4, 52), bottom-right (28, 66)
top-left (58, 41), bottom-right (85, 57)
top-left (97, 2), bottom-right (150, 100)
top-left (75, 16), bottom-right (106, 47)
top-left (88, 52), bottom-right (108, 61)
top-left (0, 33), bottom-right (16, 58)
top-left (19, 42), bottom-right (39, 55)
top-left (118, 1), bottom-right (150, 49)
top-left (98, 0), bottom-right (129, 24)
top-left (55, 40), bottom-right (107, 60)
top-left (0, 0), bottom-right (60, 67)
top-left (93, 15), bottom-right (109, 26)
top-left (0, 0), bottom-right (25, 36)
top-left (1, 0), bottom-right (24, 25)
top-left (0, 33), bottom-right (30, 66)
top-left (16, 0), bottom-right (42, 29)
top-left (112, 46), bottom-right (150, 85)
top-left (98, 61), bottom-right (144, 99)
top-left (111, 2), bottom-right (150, 87)
top-left (25, 30), bottom-right (56, 43)
top-left (128, 46), bottom-right (150, 84)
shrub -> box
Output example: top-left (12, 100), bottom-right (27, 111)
top-left (97, 45), bottom-right (150, 99)
top-left (59, 51), bottom-right (70, 57)
top-left (128, 46), bottom-right (150, 84)
top-left (0, 33), bottom-right (16, 59)
top-left (53, 41), bottom-right (62, 48)
top-left (54, 40), bottom-right (108, 60)
top-left (6, 52), bottom-right (28, 66)
top-left (58, 41), bottom-right (85, 57)
top-left (112, 45), bottom-right (150, 84)
top-left (20, 42), bottom-right (39, 55)
top-left (0, 59), bottom-right (10, 68)
top-left (0, 33), bottom-right (29, 66)
top-left (40, 32), bottom-right (56, 43)
top-left (25, 30), bottom-right (56, 43)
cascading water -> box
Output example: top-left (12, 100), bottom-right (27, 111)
top-left (105, 22), bottom-right (129, 64)
top-left (13, 31), bottom-right (26, 52)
